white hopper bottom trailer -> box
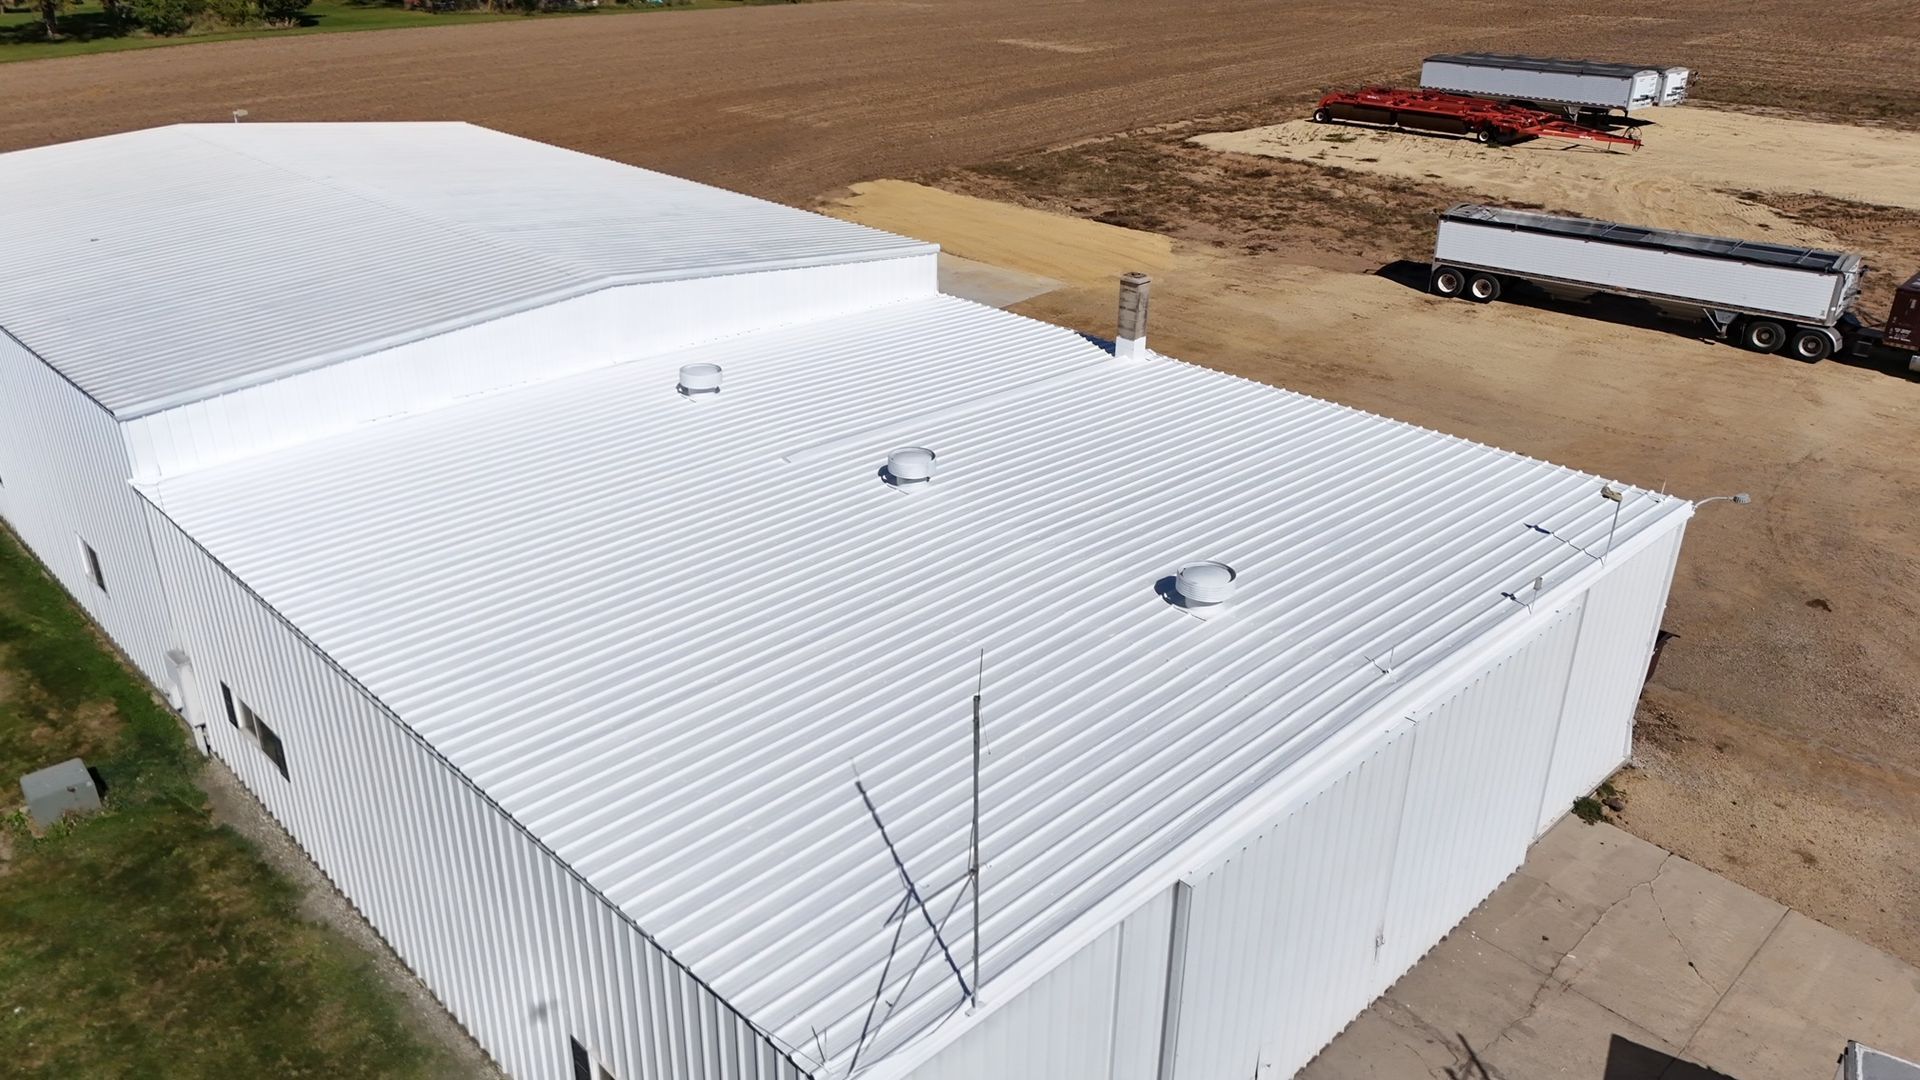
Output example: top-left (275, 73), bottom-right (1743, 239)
top-left (1420, 54), bottom-right (1668, 115)
top-left (1429, 204), bottom-right (1881, 363)
top-left (1658, 66), bottom-right (1691, 106)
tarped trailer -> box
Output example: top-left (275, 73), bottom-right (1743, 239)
top-left (1421, 53), bottom-right (1666, 114)
top-left (1429, 204), bottom-right (1870, 361)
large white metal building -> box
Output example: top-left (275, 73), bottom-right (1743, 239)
top-left (0, 123), bottom-right (1692, 1080)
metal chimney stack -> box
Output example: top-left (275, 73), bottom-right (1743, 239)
top-left (1115, 272), bottom-right (1151, 361)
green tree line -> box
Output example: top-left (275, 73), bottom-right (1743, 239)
top-left (33, 0), bottom-right (310, 37)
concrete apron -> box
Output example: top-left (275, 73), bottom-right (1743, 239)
top-left (1303, 820), bottom-right (1920, 1080)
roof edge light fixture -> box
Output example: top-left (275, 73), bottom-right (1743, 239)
top-left (885, 446), bottom-right (937, 488)
top-left (677, 363), bottom-right (723, 397)
top-left (1172, 560), bottom-right (1237, 617)
top-left (1694, 492), bottom-right (1751, 508)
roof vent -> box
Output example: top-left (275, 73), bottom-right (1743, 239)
top-left (1173, 561), bottom-right (1237, 610)
top-left (884, 447), bottom-right (937, 487)
top-left (677, 363), bottom-right (723, 397)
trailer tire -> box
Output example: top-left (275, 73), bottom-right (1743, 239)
top-left (1473, 126), bottom-right (1495, 146)
top-left (1313, 108), bottom-right (1331, 123)
top-left (1431, 266), bottom-right (1467, 299)
top-left (1467, 273), bottom-right (1503, 303)
top-left (1789, 327), bottom-right (1834, 362)
top-left (1741, 319), bottom-right (1788, 354)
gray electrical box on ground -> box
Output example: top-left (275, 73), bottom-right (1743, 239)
top-left (21, 757), bottom-right (101, 828)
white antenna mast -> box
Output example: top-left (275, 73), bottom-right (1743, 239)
top-left (853, 777), bottom-right (972, 1002)
top-left (970, 648), bottom-right (985, 1007)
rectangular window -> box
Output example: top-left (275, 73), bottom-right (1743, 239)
top-left (236, 700), bottom-right (288, 781)
top-left (255, 718), bottom-right (289, 781)
top-left (79, 538), bottom-right (106, 593)
top-left (221, 682), bottom-right (239, 729)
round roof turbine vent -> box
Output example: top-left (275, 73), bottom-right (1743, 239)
top-left (885, 447), bottom-right (937, 488)
top-left (1174, 561), bottom-right (1238, 612)
top-left (677, 363), bottom-right (723, 397)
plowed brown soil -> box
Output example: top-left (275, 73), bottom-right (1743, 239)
top-left (2, 0), bottom-right (1916, 202)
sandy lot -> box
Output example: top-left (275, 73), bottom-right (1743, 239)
top-left (836, 180), bottom-right (1175, 285)
top-left (2, 0), bottom-right (1917, 202)
top-left (828, 180), bottom-right (1920, 964)
top-left (1195, 107), bottom-right (1920, 248)
top-left (1201, 107), bottom-right (1920, 216)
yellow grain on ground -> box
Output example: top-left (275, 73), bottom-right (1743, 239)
top-left (827, 180), bottom-right (1177, 286)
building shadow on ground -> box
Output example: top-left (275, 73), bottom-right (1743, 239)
top-left (1603, 1034), bottom-right (1739, 1079)
top-left (1430, 1033), bottom-right (1739, 1080)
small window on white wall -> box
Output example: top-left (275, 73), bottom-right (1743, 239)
top-left (238, 699), bottom-right (289, 781)
top-left (78, 537), bottom-right (107, 593)
top-left (568, 1038), bottom-right (617, 1080)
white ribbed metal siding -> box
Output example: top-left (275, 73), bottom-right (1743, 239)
top-left (1167, 727), bottom-right (1416, 1080)
top-left (123, 253), bottom-right (936, 479)
top-left (142, 505), bottom-right (807, 1080)
top-left (1376, 604), bottom-right (1584, 977)
top-left (1434, 218), bottom-right (1849, 323)
top-left (1535, 524), bottom-right (1686, 832)
top-left (0, 332), bottom-right (172, 686)
top-left (1147, 529), bottom-right (1678, 1080)
top-left (902, 889), bottom-right (1173, 1080)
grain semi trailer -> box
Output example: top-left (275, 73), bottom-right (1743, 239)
top-left (1429, 205), bottom-right (1920, 368)
top-left (1656, 66), bottom-right (1691, 106)
top-left (1420, 53), bottom-right (1677, 116)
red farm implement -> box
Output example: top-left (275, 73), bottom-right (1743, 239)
top-left (1313, 88), bottom-right (1642, 149)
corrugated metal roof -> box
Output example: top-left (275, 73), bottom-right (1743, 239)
top-left (143, 295), bottom-right (1691, 1073)
top-left (0, 123), bottom-right (930, 417)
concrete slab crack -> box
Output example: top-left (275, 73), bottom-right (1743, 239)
top-left (1476, 851), bottom-right (1678, 1064)
top-left (1646, 869), bottom-right (1718, 994)
top-left (1670, 907), bottom-right (1792, 1068)
top-left (1481, 971), bottom-right (1557, 1059)
top-left (1544, 851), bottom-right (1672, 985)
top-left (1372, 998), bottom-right (1507, 1079)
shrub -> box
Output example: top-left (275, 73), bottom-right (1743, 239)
top-left (206, 0), bottom-right (255, 25)
top-left (258, 0), bottom-right (307, 23)
top-left (129, 0), bottom-right (199, 34)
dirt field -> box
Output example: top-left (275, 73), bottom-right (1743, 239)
top-left (826, 172), bottom-right (1920, 965)
top-left (2, 0), bottom-right (1917, 203)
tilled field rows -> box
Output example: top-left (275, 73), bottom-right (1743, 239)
top-left (2, 0), bottom-right (1914, 203)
